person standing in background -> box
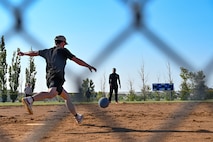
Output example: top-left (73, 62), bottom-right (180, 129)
top-left (24, 83), bottom-right (32, 97)
top-left (109, 68), bottom-right (121, 104)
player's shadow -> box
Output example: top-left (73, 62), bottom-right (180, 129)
top-left (67, 124), bottom-right (213, 134)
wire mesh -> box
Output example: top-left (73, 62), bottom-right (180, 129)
top-left (0, 0), bottom-right (213, 141)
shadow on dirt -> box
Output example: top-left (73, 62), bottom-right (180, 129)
top-left (66, 123), bottom-right (213, 134)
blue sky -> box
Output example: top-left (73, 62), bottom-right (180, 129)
top-left (1, 0), bottom-right (213, 93)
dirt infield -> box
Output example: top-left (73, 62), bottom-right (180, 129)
top-left (0, 102), bottom-right (212, 142)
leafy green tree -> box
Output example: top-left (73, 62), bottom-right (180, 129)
top-left (127, 79), bottom-right (136, 101)
top-left (127, 88), bottom-right (136, 101)
top-left (89, 79), bottom-right (95, 93)
top-left (0, 36), bottom-right (8, 102)
top-left (206, 88), bottom-right (213, 99)
top-left (80, 78), bottom-right (95, 101)
top-left (81, 78), bottom-right (89, 95)
top-left (8, 48), bottom-right (21, 102)
top-left (179, 67), bottom-right (191, 100)
top-left (25, 48), bottom-right (37, 92)
top-left (189, 70), bottom-right (207, 100)
top-left (180, 67), bottom-right (207, 100)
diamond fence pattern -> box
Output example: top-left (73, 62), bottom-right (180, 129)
top-left (0, 0), bottom-right (212, 141)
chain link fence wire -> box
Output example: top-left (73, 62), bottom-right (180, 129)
top-left (0, 0), bottom-right (213, 141)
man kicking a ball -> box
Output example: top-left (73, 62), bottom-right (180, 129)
top-left (18, 35), bottom-right (97, 124)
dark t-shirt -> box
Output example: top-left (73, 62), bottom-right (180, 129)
top-left (109, 73), bottom-right (120, 88)
top-left (38, 46), bottom-right (75, 81)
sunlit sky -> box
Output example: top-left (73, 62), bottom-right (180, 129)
top-left (1, 0), bottom-right (213, 93)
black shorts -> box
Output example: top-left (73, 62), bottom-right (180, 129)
top-left (47, 76), bottom-right (64, 95)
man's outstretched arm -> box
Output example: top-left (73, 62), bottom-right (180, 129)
top-left (17, 51), bottom-right (39, 56)
top-left (71, 57), bottom-right (97, 72)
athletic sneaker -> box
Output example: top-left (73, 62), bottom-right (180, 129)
top-left (22, 97), bottom-right (33, 115)
top-left (74, 113), bottom-right (83, 124)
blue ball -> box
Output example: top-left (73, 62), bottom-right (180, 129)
top-left (98, 97), bottom-right (109, 108)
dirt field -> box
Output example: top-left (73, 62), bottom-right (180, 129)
top-left (0, 102), bottom-right (212, 142)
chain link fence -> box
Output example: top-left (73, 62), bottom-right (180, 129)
top-left (0, 0), bottom-right (213, 141)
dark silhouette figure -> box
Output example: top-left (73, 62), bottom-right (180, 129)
top-left (109, 68), bottom-right (121, 104)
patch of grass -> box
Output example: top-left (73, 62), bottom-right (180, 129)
top-left (0, 101), bottom-right (98, 107)
top-left (0, 102), bottom-right (23, 106)
top-left (0, 101), bottom-right (65, 107)
top-left (0, 99), bottom-right (212, 107)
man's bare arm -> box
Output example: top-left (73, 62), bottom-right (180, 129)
top-left (71, 57), bottom-right (97, 72)
top-left (17, 51), bottom-right (39, 56)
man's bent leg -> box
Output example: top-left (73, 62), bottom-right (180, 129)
top-left (60, 89), bottom-right (77, 115)
top-left (22, 87), bottom-right (58, 114)
top-left (33, 87), bottom-right (58, 101)
top-left (60, 89), bottom-right (83, 124)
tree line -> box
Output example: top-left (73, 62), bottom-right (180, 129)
top-left (125, 66), bottom-right (213, 101)
top-left (0, 36), bottom-right (36, 102)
